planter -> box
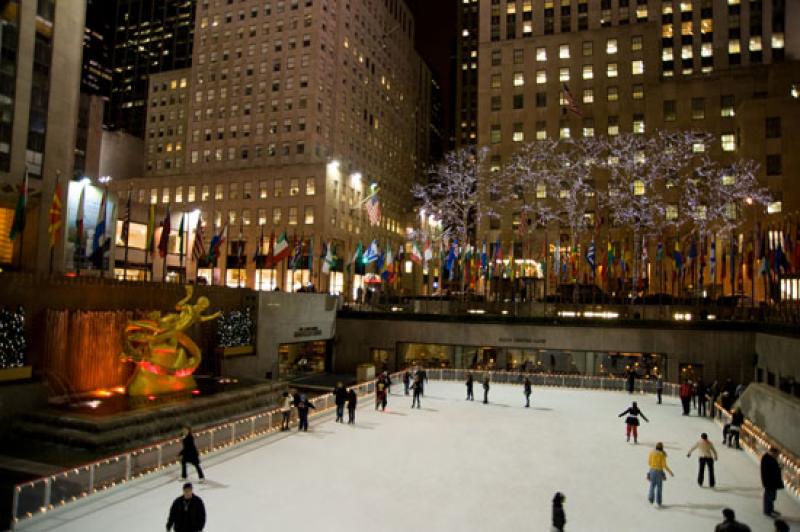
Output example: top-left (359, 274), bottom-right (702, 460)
top-left (0, 365), bottom-right (33, 382)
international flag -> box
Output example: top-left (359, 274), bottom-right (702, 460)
top-left (157, 205), bottom-right (171, 258)
top-left (146, 204), bottom-right (156, 256)
top-left (322, 242), bottom-right (336, 274)
top-left (350, 241), bottom-right (364, 268)
top-left (366, 193), bottom-right (381, 226)
top-left (254, 224), bottom-right (265, 261)
top-left (48, 180), bottom-right (63, 248)
top-left (75, 184), bottom-right (86, 251)
top-left (92, 188), bottom-right (108, 257)
top-left (208, 224), bottom-right (227, 264)
top-left (710, 236), bottom-right (717, 280)
top-left (363, 239), bottom-right (380, 263)
top-left (178, 214), bottom-right (186, 263)
top-left (673, 240), bottom-right (683, 272)
top-left (307, 238), bottom-right (314, 272)
top-left (192, 217), bottom-right (206, 262)
top-left (445, 240), bottom-right (458, 273)
top-left (119, 188), bottom-right (131, 247)
top-left (423, 239), bottom-right (433, 263)
top-left (656, 241), bottom-right (664, 263)
top-left (561, 83), bottom-right (583, 117)
top-left (381, 244), bottom-right (394, 281)
top-left (586, 241), bottom-right (596, 270)
top-left (272, 231), bottom-right (291, 263)
top-left (8, 169), bottom-right (28, 241)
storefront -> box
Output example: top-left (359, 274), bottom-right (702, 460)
top-left (277, 340), bottom-right (331, 380)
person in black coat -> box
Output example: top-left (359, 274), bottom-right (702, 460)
top-left (295, 394), bottom-right (316, 432)
top-left (465, 373), bottom-right (474, 401)
top-left (333, 382), bottom-right (347, 423)
top-left (695, 379), bottom-right (708, 417)
top-left (179, 427), bottom-right (205, 482)
top-left (402, 371), bottom-right (411, 396)
top-left (416, 368), bottom-right (428, 396)
top-left (523, 378), bottom-right (532, 407)
top-left (618, 401), bottom-right (649, 444)
top-left (552, 492), bottom-right (566, 531)
top-left (482, 377), bottom-right (490, 404)
top-left (411, 375), bottom-right (422, 409)
top-left (714, 508), bottom-right (751, 532)
top-left (346, 388), bottom-right (357, 424)
top-left (167, 483), bottom-right (206, 532)
top-left (728, 408), bottom-right (744, 449)
top-left (761, 447), bottom-right (784, 517)
top-left (626, 370), bottom-right (636, 394)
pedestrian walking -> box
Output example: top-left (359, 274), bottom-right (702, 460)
top-left (714, 508), bottom-right (751, 532)
top-left (523, 377), bottom-right (532, 408)
top-left (403, 370), bottom-right (411, 396)
top-left (411, 375), bottom-right (422, 409)
top-left (346, 388), bottom-right (357, 424)
top-left (375, 378), bottom-right (388, 411)
top-left (728, 408), bottom-right (744, 449)
top-left (761, 447), bottom-right (784, 517)
top-left (166, 483), bottom-right (206, 532)
top-left (656, 375), bottom-right (664, 405)
top-left (679, 380), bottom-right (693, 416)
top-left (465, 373), bottom-right (474, 401)
top-left (333, 382), bottom-right (347, 423)
top-left (179, 427), bottom-right (205, 482)
top-left (280, 391), bottom-right (293, 431)
top-left (551, 492), bottom-right (566, 532)
top-left (695, 379), bottom-right (708, 417)
top-left (774, 519), bottom-right (789, 532)
top-left (296, 394), bottom-right (316, 432)
top-left (687, 433), bottom-right (718, 487)
top-left (482, 377), bottom-right (490, 404)
top-left (618, 401), bottom-right (649, 444)
top-left (647, 442), bottom-right (674, 507)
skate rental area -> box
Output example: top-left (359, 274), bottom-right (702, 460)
top-left (14, 381), bottom-right (800, 532)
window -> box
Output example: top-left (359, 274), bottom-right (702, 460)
top-left (201, 185), bottom-right (210, 201)
top-left (229, 209), bottom-right (237, 225)
top-left (720, 95), bottom-right (735, 117)
top-left (513, 94), bottom-right (524, 109)
top-left (767, 201), bottom-right (782, 214)
top-left (536, 70), bottom-right (547, 84)
top-left (229, 182), bottom-right (239, 200)
top-left (632, 60), bottom-right (644, 74)
top-left (150, 188), bottom-right (158, 205)
top-left (766, 154), bottom-right (782, 175)
top-left (582, 118), bottom-right (595, 137)
top-left (162, 187), bottom-right (170, 203)
top-left (606, 38), bottom-right (618, 54)
top-left (272, 207), bottom-right (282, 225)
top-left (582, 89), bottom-right (594, 103)
top-left (175, 186), bottom-right (183, 203)
top-left (582, 41), bottom-right (593, 56)
top-left (513, 123), bottom-right (525, 142)
top-left (304, 206), bottom-right (314, 224)
top-left (632, 84), bottom-right (644, 100)
top-left (306, 177), bottom-right (316, 195)
top-left (691, 98), bottom-right (705, 120)
top-left (607, 86), bottom-right (619, 101)
top-left (607, 116), bottom-right (619, 135)
top-left (290, 178), bottom-right (300, 196)
top-left (536, 47), bottom-right (547, 61)
top-left (259, 181), bottom-right (268, 199)
top-left (607, 62), bottom-right (618, 77)
top-left (559, 68), bottom-right (570, 81)
top-left (491, 95), bottom-right (502, 111)
top-left (633, 180), bottom-right (645, 195)
top-left (559, 44), bottom-right (570, 59)
top-left (560, 123), bottom-right (571, 139)
top-left (633, 114), bottom-right (645, 134)
top-left (491, 49), bottom-right (502, 66)
top-left (666, 204), bottom-right (678, 220)
top-left (536, 121), bottom-right (547, 140)
top-left (491, 74), bottom-right (502, 89)
top-left (274, 179), bottom-right (283, 197)
top-left (490, 125), bottom-right (502, 144)
top-left (513, 48), bottom-right (524, 64)
top-left (187, 186), bottom-right (196, 203)
top-left (288, 207), bottom-right (298, 225)
top-left (721, 133), bottom-right (736, 151)
top-left (582, 65), bottom-right (593, 79)
top-left (242, 209), bottom-right (252, 226)
top-left (765, 117), bottom-right (781, 139)
top-left (663, 100), bottom-right (677, 121)
top-left (215, 184), bottom-right (224, 200)
top-left (631, 35), bottom-right (643, 51)
top-left (536, 92), bottom-right (547, 107)
top-left (513, 72), bottom-right (525, 86)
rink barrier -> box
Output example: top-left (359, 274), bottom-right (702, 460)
top-left (9, 377), bottom-right (387, 530)
top-left (714, 404), bottom-right (800, 500)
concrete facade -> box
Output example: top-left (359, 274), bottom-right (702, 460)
top-left (738, 383), bottom-right (800, 455)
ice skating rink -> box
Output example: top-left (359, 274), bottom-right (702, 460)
top-left (18, 381), bottom-right (800, 532)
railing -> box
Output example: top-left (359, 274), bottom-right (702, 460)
top-left (10, 378), bottom-right (383, 529)
top-left (715, 404), bottom-right (800, 500)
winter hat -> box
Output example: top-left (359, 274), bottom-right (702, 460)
top-left (183, 482), bottom-right (193, 490)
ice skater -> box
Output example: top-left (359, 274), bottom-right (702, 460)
top-left (679, 380), bottom-right (693, 415)
top-left (333, 381), bottom-right (347, 423)
top-left (687, 433), bottom-right (718, 487)
top-left (465, 373), bottom-right (474, 400)
top-left (482, 376), bottom-right (490, 404)
top-left (415, 367), bottom-right (428, 396)
top-left (761, 447), bottom-right (784, 517)
top-left (403, 370), bottom-right (411, 396)
top-left (166, 482), bottom-right (206, 532)
top-left (296, 394), bottom-right (316, 432)
top-left (375, 377), bottom-right (388, 411)
top-left (774, 520), bottom-right (789, 532)
top-left (695, 379), bottom-right (708, 416)
top-left (179, 427), bottom-right (205, 482)
top-left (714, 508), bottom-right (751, 532)
top-left (346, 388), bottom-right (357, 424)
top-left (647, 442), bottom-right (674, 507)
top-left (656, 375), bottom-right (664, 404)
top-left (280, 391), bottom-right (293, 431)
top-left (728, 408), bottom-right (744, 449)
top-left (618, 401), bottom-right (649, 443)
top-left (411, 375), bottom-right (422, 409)
top-left (551, 492), bottom-right (566, 531)
top-left (626, 369), bottom-right (636, 394)
top-left (523, 377), bottom-right (532, 407)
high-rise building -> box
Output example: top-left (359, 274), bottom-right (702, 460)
top-left (456, 0), bottom-right (480, 146)
top-left (0, 1), bottom-right (86, 272)
top-left (108, 0), bottom-right (195, 138)
top-left (112, 0), bottom-right (429, 295)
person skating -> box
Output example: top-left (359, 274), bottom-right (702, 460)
top-left (280, 391), bottom-right (293, 431)
top-left (709, 380), bottom-right (720, 418)
top-left (296, 394), bottom-right (316, 432)
top-left (402, 370), bottom-right (411, 396)
top-left (774, 519), bottom-right (790, 532)
top-left (382, 371), bottom-right (393, 394)
top-left (656, 375), bottom-right (664, 405)
top-left (761, 447), bottom-right (784, 517)
top-left (166, 482), bottom-right (206, 532)
top-left (411, 375), bottom-right (422, 409)
top-left (647, 442), bottom-right (674, 507)
top-left (687, 432), bottom-right (718, 487)
top-left (415, 367), bottom-right (428, 396)
top-left (482, 377), bottom-right (490, 404)
top-left (179, 427), bottom-right (205, 482)
top-left (618, 401), bottom-right (649, 444)
top-left (523, 377), bottom-right (532, 408)
top-left (375, 377), bottom-right (388, 411)
top-left (728, 408), bottom-right (744, 449)
top-left (333, 381), bottom-right (347, 423)
top-left (714, 508), bottom-right (751, 532)
top-left (466, 373), bottom-right (474, 401)
top-left (551, 492), bottom-right (566, 531)
top-left (346, 388), bottom-right (357, 424)
top-left (626, 369), bottom-right (636, 394)
top-left (679, 380), bottom-right (693, 416)
top-left (695, 379), bottom-right (708, 417)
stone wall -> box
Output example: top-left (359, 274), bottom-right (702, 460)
top-left (738, 383), bottom-right (800, 456)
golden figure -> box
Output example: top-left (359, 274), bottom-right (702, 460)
top-left (121, 286), bottom-right (220, 396)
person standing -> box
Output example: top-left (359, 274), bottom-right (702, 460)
top-left (708, 380), bottom-right (720, 418)
top-left (626, 369), bottom-right (636, 394)
top-left (714, 508), bottom-right (751, 532)
top-left (523, 377), bottom-right (532, 408)
top-left (179, 427), bottom-right (205, 483)
top-left (761, 447), bottom-right (784, 517)
top-left (729, 408), bottom-right (744, 449)
top-left (416, 367), bottom-right (428, 396)
top-left (346, 388), bottom-right (357, 425)
top-left (482, 377), bottom-right (490, 404)
top-left (375, 377), bottom-right (388, 411)
top-left (466, 373), bottom-right (474, 401)
top-left (280, 391), bottom-right (293, 431)
top-left (402, 370), bottom-right (411, 396)
top-left (551, 492), bottom-right (566, 532)
top-left (411, 375), bottom-right (422, 409)
top-left (695, 379), bottom-right (708, 417)
top-left (647, 442), bottom-right (674, 507)
top-left (679, 380), bottom-right (693, 416)
top-left (687, 433), bottom-right (718, 487)
top-left (296, 394), bottom-right (316, 432)
top-left (167, 483), bottom-right (206, 532)
top-left (618, 401), bottom-right (649, 444)
top-left (656, 375), bottom-right (664, 405)
top-left (333, 382), bottom-right (347, 423)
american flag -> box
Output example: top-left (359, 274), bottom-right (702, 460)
top-left (366, 193), bottom-right (381, 226)
top-left (192, 217), bottom-right (206, 261)
top-left (561, 83), bottom-right (583, 117)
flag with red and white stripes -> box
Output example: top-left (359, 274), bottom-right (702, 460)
top-left (192, 217), bottom-right (206, 262)
top-left (366, 193), bottom-right (381, 226)
top-left (561, 83), bottom-right (583, 117)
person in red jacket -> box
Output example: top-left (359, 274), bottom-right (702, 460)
top-left (679, 380), bottom-right (693, 416)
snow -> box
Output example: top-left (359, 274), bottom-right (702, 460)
top-left (17, 381), bottom-right (799, 532)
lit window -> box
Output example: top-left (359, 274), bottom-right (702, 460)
top-left (560, 68), bottom-right (570, 81)
top-left (606, 39), bottom-right (618, 54)
top-left (583, 119), bottom-right (595, 137)
top-left (607, 117), bottom-right (619, 135)
top-left (636, 6), bottom-right (648, 19)
top-left (582, 41), bottom-right (593, 56)
top-left (728, 40), bottom-right (741, 54)
top-left (700, 18), bottom-right (713, 33)
top-left (536, 70), bottom-right (547, 84)
top-left (666, 205), bottom-right (678, 220)
top-left (722, 173), bottom-right (735, 186)
top-left (720, 95), bottom-right (735, 117)
top-left (662, 24), bottom-right (673, 38)
top-left (187, 186), bottom-right (195, 202)
top-left (632, 60), bottom-right (644, 74)
top-left (582, 65), bottom-right (593, 79)
top-left (536, 47), bottom-right (547, 61)
top-left (749, 36), bottom-right (762, 52)
top-left (491, 125), bottom-right (502, 144)
top-left (607, 86), bottom-right (618, 101)
top-left (513, 72), bottom-right (525, 86)
top-left (772, 33), bottom-right (785, 49)
top-left (767, 201), bottom-right (782, 214)
top-left (560, 126), bottom-right (571, 139)
top-left (633, 180), bottom-right (645, 195)
top-left (536, 184), bottom-right (547, 199)
top-left (632, 84), bottom-right (644, 99)
top-left (633, 117), bottom-right (645, 134)
top-left (559, 44), bottom-right (570, 59)
top-left (631, 36), bottom-right (643, 51)
top-left (693, 142), bottom-right (705, 153)
top-left (682, 45), bottom-right (693, 59)
top-left (506, 3), bottom-right (516, 13)
top-left (288, 207), bottom-right (298, 226)
top-left (536, 122), bottom-right (547, 140)
top-left (662, 48), bottom-right (674, 60)
top-left (680, 1), bottom-right (692, 10)
top-left (701, 43), bottom-right (712, 57)
top-left (523, 22), bottom-right (532, 34)
top-left (607, 62), bottom-right (618, 77)
top-left (491, 74), bottom-right (502, 89)
top-left (513, 123), bottom-right (525, 142)
top-left (583, 89), bottom-right (594, 103)
top-left (721, 134), bottom-right (736, 152)
top-left (681, 21), bottom-right (693, 35)
top-left (304, 206), bottom-right (315, 224)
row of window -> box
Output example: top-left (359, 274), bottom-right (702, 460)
top-left (490, 38), bottom-right (644, 68)
top-left (140, 178), bottom-right (319, 205)
top-left (491, 60), bottom-right (644, 89)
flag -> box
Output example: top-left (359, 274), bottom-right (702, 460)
top-left (157, 206), bottom-right (171, 258)
top-left (192, 217), bottom-right (206, 262)
top-left (673, 241), bottom-right (683, 272)
top-left (363, 239), bottom-right (380, 263)
top-left (308, 238), bottom-right (314, 272)
top-left (119, 188), bottom-right (131, 246)
top-left (272, 231), bottom-right (291, 263)
top-left (710, 236), bottom-right (717, 281)
top-left (411, 240), bottom-right (423, 265)
top-left (561, 83), bottom-right (583, 117)
top-left (641, 238), bottom-right (648, 280)
top-left (145, 204), bottom-right (155, 255)
top-left (423, 239), bottom-right (433, 263)
top-left (92, 188), bottom-right (108, 256)
top-left (445, 240), bottom-right (458, 273)
top-left (290, 235), bottom-right (303, 270)
top-left (366, 193), bottom-right (381, 226)
top-left (254, 224), bottom-right (265, 261)
top-left (8, 169), bottom-right (28, 241)
top-left (48, 180), bottom-right (63, 248)
top-left (656, 241), bottom-right (664, 263)
top-left (178, 214), bottom-right (186, 263)
top-left (586, 241), bottom-right (596, 270)
top-left (350, 241), bottom-right (364, 268)
top-left (75, 184), bottom-right (86, 253)
top-left (207, 224), bottom-right (227, 264)
top-left (323, 241), bottom-right (336, 274)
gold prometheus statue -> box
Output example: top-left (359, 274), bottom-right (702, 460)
top-left (121, 286), bottom-right (220, 396)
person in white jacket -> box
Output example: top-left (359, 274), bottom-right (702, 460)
top-left (280, 391), bottom-right (293, 431)
top-left (687, 432), bottom-right (719, 487)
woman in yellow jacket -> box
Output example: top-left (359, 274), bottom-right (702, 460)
top-left (648, 442), bottom-right (674, 507)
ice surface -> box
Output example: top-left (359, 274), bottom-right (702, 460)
top-left (17, 381), bottom-right (799, 532)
